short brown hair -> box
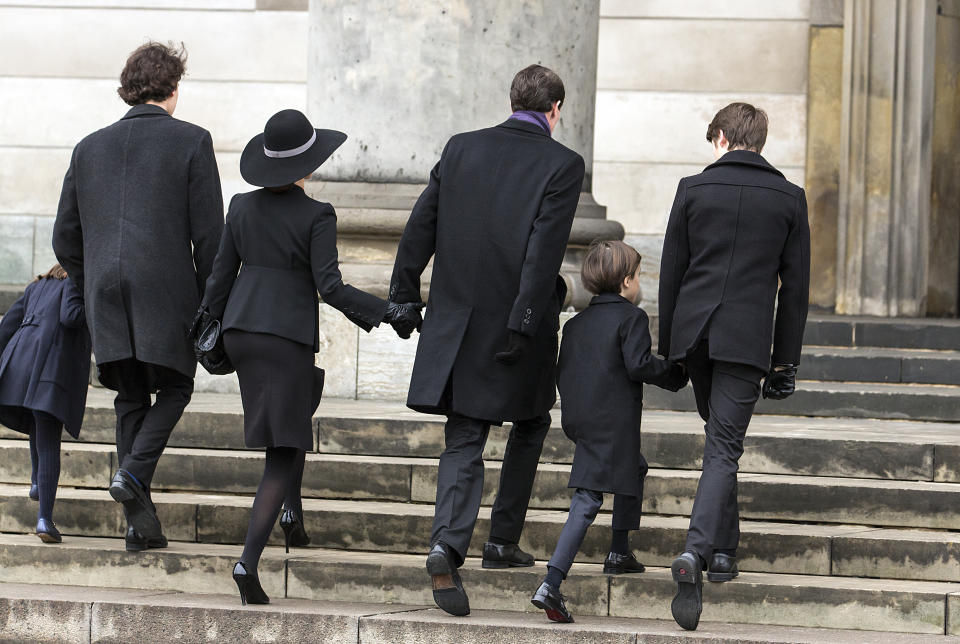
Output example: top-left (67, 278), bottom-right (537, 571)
top-left (706, 102), bottom-right (768, 152)
top-left (35, 263), bottom-right (67, 282)
top-left (118, 41), bottom-right (187, 106)
top-left (510, 64), bottom-right (564, 112)
top-left (581, 240), bottom-right (642, 295)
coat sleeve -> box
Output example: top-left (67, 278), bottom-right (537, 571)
top-left (657, 179), bottom-right (689, 357)
top-left (0, 291), bottom-right (27, 354)
top-left (188, 131), bottom-right (225, 297)
top-left (201, 205), bottom-right (241, 321)
top-left (312, 209), bottom-right (389, 331)
top-left (389, 144), bottom-right (446, 304)
top-left (59, 280), bottom-right (86, 329)
top-left (621, 309), bottom-right (678, 389)
top-left (771, 190), bottom-right (811, 366)
top-left (52, 146), bottom-right (85, 293)
top-left (508, 153), bottom-right (584, 336)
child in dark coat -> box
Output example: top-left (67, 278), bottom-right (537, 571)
top-left (531, 241), bottom-right (686, 622)
top-left (0, 264), bottom-right (91, 543)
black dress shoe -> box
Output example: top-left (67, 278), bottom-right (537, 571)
top-left (481, 541), bottom-right (534, 569)
top-left (279, 509), bottom-right (311, 553)
top-left (708, 553), bottom-right (739, 582)
top-left (670, 551), bottom-right (703, 631)
top-left (36, 518), bottom-right (62, 544)
top-left (109, 470), bottom-right (162, 540)
top-left (125, 525), bottom-right (168, 552)
top-left (426, 542), bottom-right (470, 616)
top-left (531, 581), bottom-right (574, 623)
top-left (233, 561), bottom-right (269, 606)
top-left (29, 483), bottom-right (39, 501)
top-left (603, 551), bottom-right (646, 574)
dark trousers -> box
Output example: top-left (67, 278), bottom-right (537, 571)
top-left (683, 342), bottom-right (764, 562)
top-left (104, 358), bottom-right (194, 490)
top-left (431, 412), bottom-right (551, 566)
top-left (547, 461), bottom-right (647, 577)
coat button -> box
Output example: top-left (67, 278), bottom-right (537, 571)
top-left (526, 308), bottom-right (532, 314)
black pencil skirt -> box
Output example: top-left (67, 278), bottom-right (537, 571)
top-left (223, 329), bottom-right (315, 451)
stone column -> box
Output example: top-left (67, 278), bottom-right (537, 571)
top-left (306, 0), bottom-right (622, 307)
top-left (836, 0), bottom-right (937, 316)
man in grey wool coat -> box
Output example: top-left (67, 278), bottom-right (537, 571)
top-left (53, 41), bottom-right (224, 552)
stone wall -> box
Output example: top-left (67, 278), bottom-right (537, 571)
top-left (592, 0), bottom-right (811, 315)
top-left (0, 0), bottom-right (308, 284)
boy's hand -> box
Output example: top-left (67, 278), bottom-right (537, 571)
top-left (665, 362), bottom-right (688, 392)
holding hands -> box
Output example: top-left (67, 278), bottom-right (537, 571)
top-left (385, 301), bottom-right (425, 339)
top-left (665, 361), bottom-right (689, 392)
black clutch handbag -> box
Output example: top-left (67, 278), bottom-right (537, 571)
top-left (189, 306), bottom-right (234, 376)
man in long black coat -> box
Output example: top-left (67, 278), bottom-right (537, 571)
top-left (658, 103), bottom-right (810, 630)
top-left (390, 65), bottom-right (584, 616)
top-left (53, 43), bottom-right (224, 549)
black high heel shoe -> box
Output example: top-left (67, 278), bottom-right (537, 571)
top-left (279, 509), bottom-right (310, 553)
top-left (232, 561), bottom-right (269, 606)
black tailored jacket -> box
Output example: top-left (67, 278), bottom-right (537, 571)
top-left (658, 151), bottom-right (810, 371)
top-left (390, 119), bottom-right (584, 423)
top-left (202, 186), bottom-right (387, 350)
top-left (0, 278), bottom-right (91, 438)
top-left (53, 104), bottom-right (224, 381)
top-left (558, 294), bottom-right (681, 497)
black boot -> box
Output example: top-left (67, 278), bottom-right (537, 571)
top-left (670, 551), bottom-right (703, 631)
top-left (707, 552), bottom-right (738, 582)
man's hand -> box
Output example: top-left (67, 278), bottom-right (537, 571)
top-left (494, 330), bottom-right (531, 365)
top-left (384, 301), bottom-right (425, 339)
top-left (762, 364), bottom-right (798, 400)
top-left (664, 362), bottom-right (689, 392)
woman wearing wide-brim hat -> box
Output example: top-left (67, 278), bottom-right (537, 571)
top-left (202, 109), bottom-right (423, 605)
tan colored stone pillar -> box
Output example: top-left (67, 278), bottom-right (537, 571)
top-left (836, 0), bottom-right (937, 316)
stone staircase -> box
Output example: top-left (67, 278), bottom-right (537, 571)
top-left (1, 390), bottom-right (960, 641)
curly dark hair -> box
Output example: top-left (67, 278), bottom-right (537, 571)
top-left (117, 41), bottom-right (187, 106)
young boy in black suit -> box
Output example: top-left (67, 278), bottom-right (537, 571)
top-left (531, 240), bottom-right (687, 623)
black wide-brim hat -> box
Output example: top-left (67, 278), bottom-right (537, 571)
top-left (240, 109), bottom-right (346, 188)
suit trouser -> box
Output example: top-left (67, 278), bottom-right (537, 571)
top-left (105, 358), bottom-right (194, 490)
top-left (683, 342), bottom-right (764, 563)
top-left (431, 412), bottom-right (551, 566)
top-left (547, 474), bottom-right (647, 577)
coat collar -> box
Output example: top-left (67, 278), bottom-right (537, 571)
top-left (121, 104), bottom-right (171, 121)
top-left (704, 150), bottom-right (784, 178)
top-left (590, 293), bottom-right (633, 306)
top-left (497, 118), bottom-right (551, 138)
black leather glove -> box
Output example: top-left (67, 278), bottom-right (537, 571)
top-left (762, 364), bottom-right (798, 400)
top-left (665, 362), bottom-right (689, 392)
top-left (494, 330), bottom-right (531, 365)
top-left (384, 301), bottom-right (425, 339)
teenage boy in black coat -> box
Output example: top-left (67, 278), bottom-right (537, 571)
top-left (389, 65), bottom-right (584, 616)
top-left (531, 241), bottom-right (686, 623)
top-left (53, 43), bottom-right (224, 550)
top-left (658, 103), bottom-right (810, 631)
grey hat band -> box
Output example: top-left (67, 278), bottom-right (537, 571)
top-left (263, 130), bottom-right (317, 158)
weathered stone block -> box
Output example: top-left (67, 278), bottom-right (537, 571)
top-left (833, 529), bottom-right (960, 582)
top-left (0, 440), bottom-right (112, 488)
top-left (357, 324), bottom-right (418, 401)
top-left (317, 303), bottom-right (360, 399)
top-left (0, 595), bottom-right (91, 644)
top-left (0, 216), bottom-right (35, 284)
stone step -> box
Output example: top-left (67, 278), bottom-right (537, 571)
top-left (4, 484), bottom-right (960, 582)
top-left (4, 583), bottom-right (957, 644)
top-left (802, 346), bottom-right (960, 385)
top-left (1, 535), bottom-right (957, 635)
top-left (7, 391), bottom-right (960, 481)
top-left (804, 316), bottom-right (960, 351)
top-left (645, 379), bottom-right (960, 423)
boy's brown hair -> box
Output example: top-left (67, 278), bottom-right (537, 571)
top-left (581, 240), bottom-right (642, 295)
top-left (118, 41), bottom-right (187, 106)
top-left (706, 102), bottom-right (768, 153)
top-left (35, 263), bottom-right (67, 281)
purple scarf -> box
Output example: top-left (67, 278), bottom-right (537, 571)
top-left (509, 110), bottom-right (551, 136)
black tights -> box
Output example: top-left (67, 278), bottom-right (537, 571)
top-left (29, 411), bottom-right (62, 522)
top-left (241, 446), bottom-right (301, 571)
top-left (282, 450), bottom-right (306, 516)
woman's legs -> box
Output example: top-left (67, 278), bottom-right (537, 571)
top-left (240, 446), bottom-right (301, 571)
top-left (282, 449), bottom-right (306, 516)
top-left (32, 411), bottom-right (63, 522)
